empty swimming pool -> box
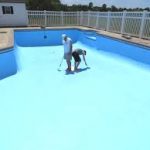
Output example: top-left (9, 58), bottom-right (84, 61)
top-left (0, 29), bottom-right (150, 150)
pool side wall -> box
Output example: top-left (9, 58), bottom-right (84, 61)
top-left (14, 29), bottom-right (81, 46)
top-left (79, 31), bottom-right (150, 65)
top-left (0, 49), bottom-right (18, 80)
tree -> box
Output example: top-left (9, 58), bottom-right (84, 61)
top-left (26, 0), bottom-right (61, 10)
top-left (101, 4), bottom-right (107, 11)
top-left (61, 4), bottom-right (68, 11)
top-left (26, 0), bottom-right (149, 12)
top-left (144, 7), bottom-right (150, 11)
top-left (93, 6), bottom-right (99, 11)
top-left (88, 2), bottom-right (93, 10)
top-left (81, 5), bottom-right (89, 11)
top-left (111, 5), bottom-right (118, 11)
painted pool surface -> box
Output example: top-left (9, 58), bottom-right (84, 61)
top-left (0, 29), bottom-right (150, 150)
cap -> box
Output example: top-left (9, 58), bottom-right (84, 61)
top-left (62, 34), bottom-right (67, 39)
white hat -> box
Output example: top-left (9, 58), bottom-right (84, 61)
top-left (62, 34), bottom-right (67, 39)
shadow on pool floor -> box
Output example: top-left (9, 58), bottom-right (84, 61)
top-left (65, 67), bottom-right (91, 75)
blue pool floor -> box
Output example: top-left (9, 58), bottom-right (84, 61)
top-left (1, 42), bottom-right (150, 150)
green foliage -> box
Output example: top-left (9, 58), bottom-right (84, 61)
top-left (26, 0), bottom-right (150, 11)
top-left (88, 2), bottom-right (93, 10)
top-left (26, 0), bottom-right (61, 10)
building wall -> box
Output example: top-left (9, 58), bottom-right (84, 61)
top-left (0, 3), bottom-right (28, 26)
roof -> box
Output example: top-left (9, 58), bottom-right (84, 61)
top-left (0, 0), bottom-right (26, 3)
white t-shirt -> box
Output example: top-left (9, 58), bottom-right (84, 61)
top-left (62, 37), bottom-right (72, 54)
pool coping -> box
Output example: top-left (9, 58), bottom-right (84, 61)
top-left (0, 26), bottom-right (150, 53)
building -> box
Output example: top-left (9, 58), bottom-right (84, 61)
top-left (0, 0), bottom-right (28, 27)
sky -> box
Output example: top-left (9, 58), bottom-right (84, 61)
top-left (60, 0), bottom-right (150, 8)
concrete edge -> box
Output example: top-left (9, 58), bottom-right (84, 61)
top-left (0, 28), bottom-right (14, 52)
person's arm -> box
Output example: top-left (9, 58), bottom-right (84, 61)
top-left (62, 39), bottom-right (65, 45)
top-left (70, 42), bottom-right (72, 52)
top-left (69, 39), bottom-right (73, 54)
top-left (82, 54), bottom-right (87, 66)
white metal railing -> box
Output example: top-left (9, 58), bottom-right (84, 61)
top-left (28, 10), bottom-right (150, 39)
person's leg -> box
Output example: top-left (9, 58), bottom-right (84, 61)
top-left (72, 52), bottom-right (77, 70)
top-left (66, 60), bottom-right (71, 71)
top-left (76, 56), bottom-right (81, 69)
top-left (64, 54), bottom-right (69, 70)
top-left (65, 53), bottom-right (72, 71)
top-left (73, 52), bottom-right (82, 70)
top-left (76, 61), bottom-right (81, 69)
top-left (74, 61), bottom-right (77, 70)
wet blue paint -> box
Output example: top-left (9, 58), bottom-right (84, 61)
top-left (0, 29), bottom-right (150, 150)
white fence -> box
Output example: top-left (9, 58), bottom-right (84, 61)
top-left (28, 10), bottom-right (150, 39)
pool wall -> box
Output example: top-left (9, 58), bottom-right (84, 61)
top-left (79, 31), bottom-right (150, 65)
top-left (97, 36), bottom-right (150, 65)
top-left (0, 49), bottom-right (18, 80)
top-left (15, 28), bottom-right (150, 66)
top-left (15, 29), bottom-right (81, 47)
top-left (14, 28), bottom-right (150, 65)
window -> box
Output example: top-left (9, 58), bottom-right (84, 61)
top-left (2, 6), bottom-right (14, 14)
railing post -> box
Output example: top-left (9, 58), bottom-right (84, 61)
top-left (61, 11), bottom-right (64, 26)
top-left (27, 10), bottom-right (30, 26)
top-left (106, 11), bottom-right (110, 31)
top-left (80, 11), bottom-right (83, 26)
top-left (77, 11), bottom-right (80, 25)
top-left (44, 10), bottom-right (47, 27)
top-left (95, 11), bottom-right (99, 28)
top-left (87, 11), bottom-right (90, 26)
top-left (139, 10), bottom-right (147, 39)
top-left (121, 10), bottom-right (127, 34)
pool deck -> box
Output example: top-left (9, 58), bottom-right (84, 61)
top-left (0, 26), bottom-right (150, 51)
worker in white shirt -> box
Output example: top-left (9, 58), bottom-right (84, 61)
top-left (62, 34), bottom-right (73, 71)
